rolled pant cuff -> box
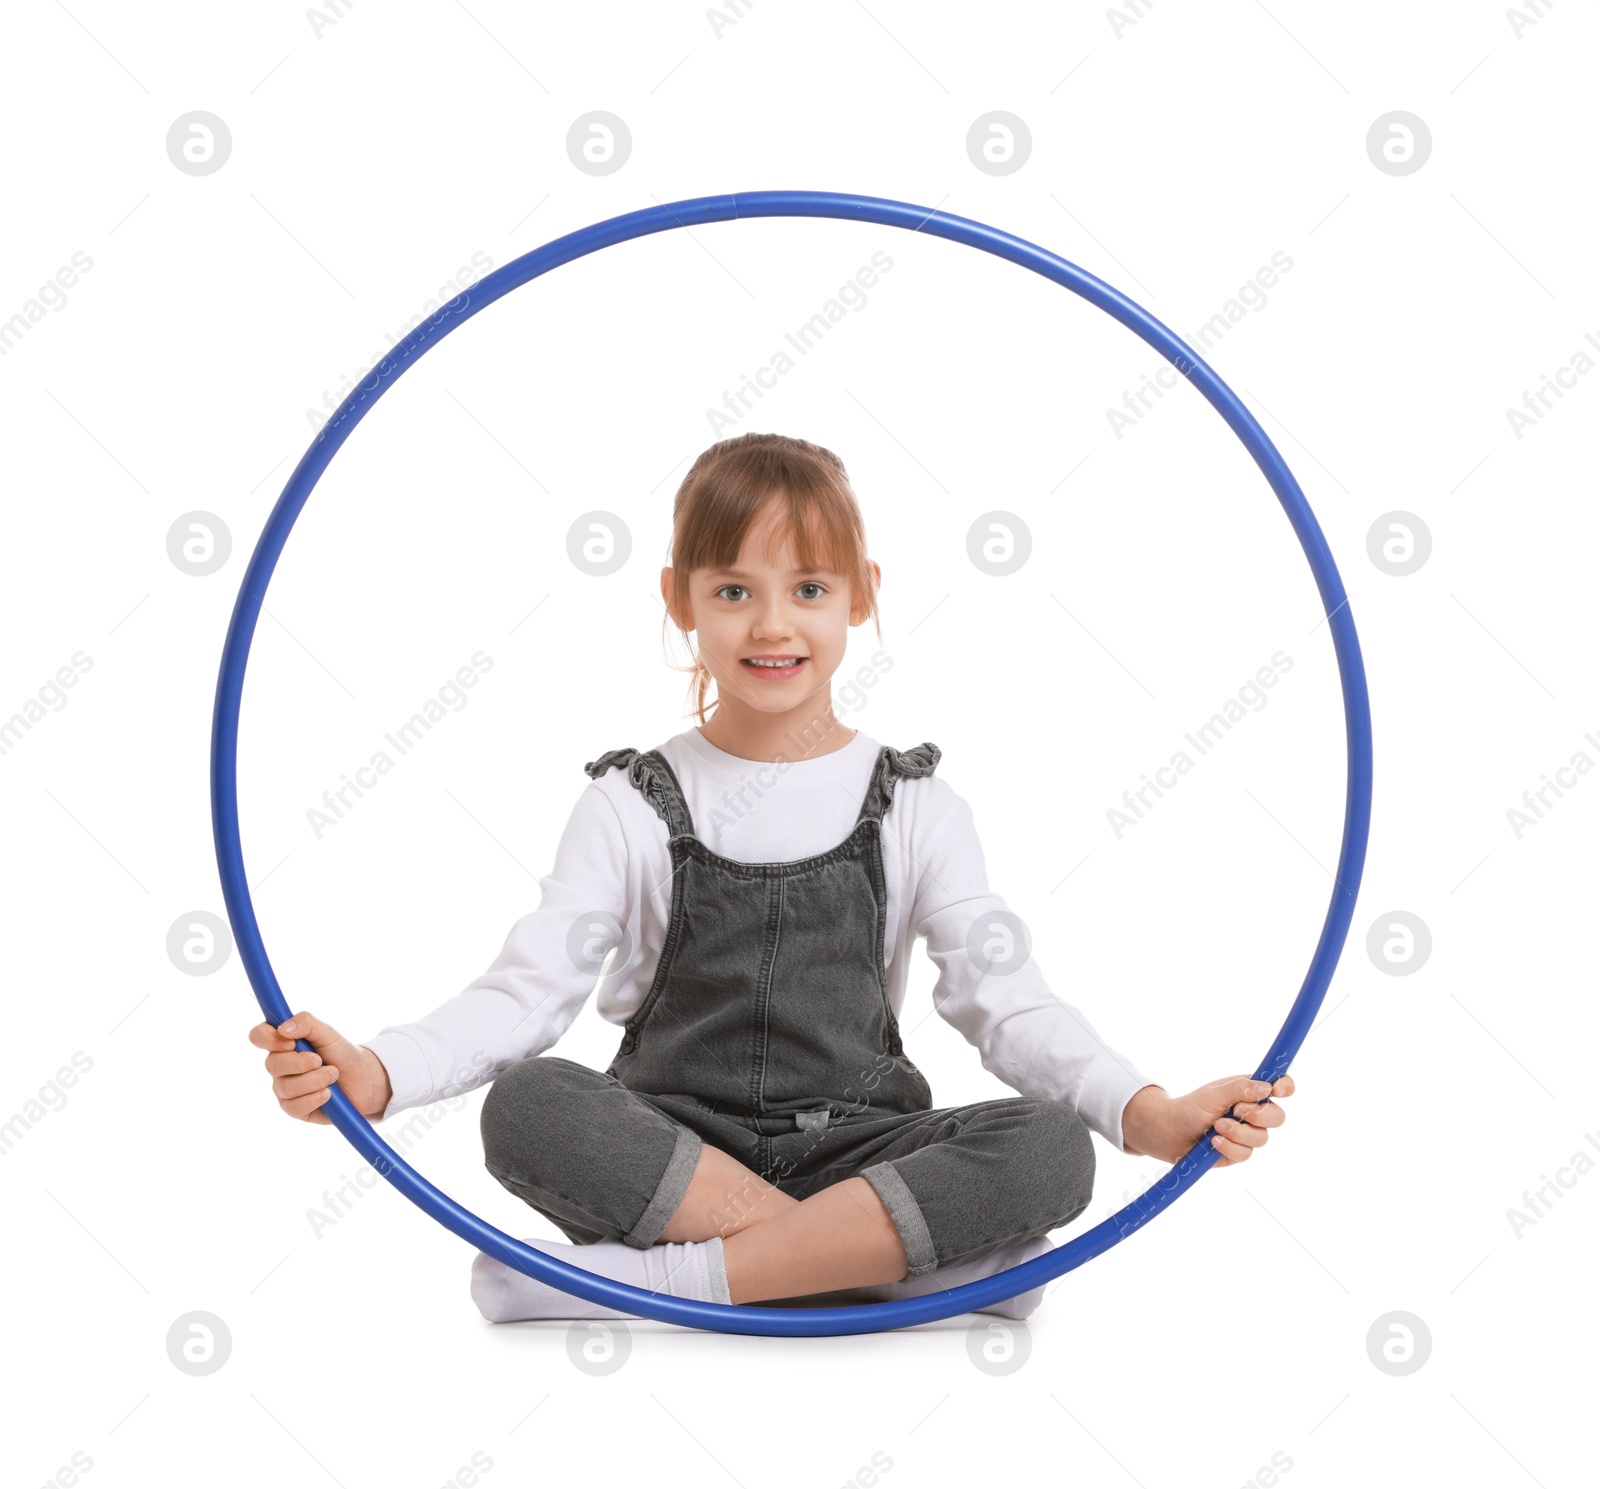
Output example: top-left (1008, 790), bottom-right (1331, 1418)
top-left (861, 1160), bottom-right (939, 1278)
top-left (624, 1123), bottom-right (703, 1248)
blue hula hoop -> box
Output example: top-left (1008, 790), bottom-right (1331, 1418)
top-left (211, 191), bottom-right (1372, 1337)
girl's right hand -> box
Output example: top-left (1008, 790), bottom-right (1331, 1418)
top-left (248, 1011), bottom-right (394, 1124)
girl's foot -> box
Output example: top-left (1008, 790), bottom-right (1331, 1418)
top-left (470, 1232), bottom-right (1055, 1323)
top-left (470, 1236), bottom-right (730, 1323)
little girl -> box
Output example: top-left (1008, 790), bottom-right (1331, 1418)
top-left (250, 431), bottom-right (1293, 1322)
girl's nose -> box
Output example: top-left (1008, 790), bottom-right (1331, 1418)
top-left (753, 609), bottom-right (796, 638)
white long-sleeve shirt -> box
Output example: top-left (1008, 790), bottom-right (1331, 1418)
top-left (361, 725), bottom-right (1156, 1151)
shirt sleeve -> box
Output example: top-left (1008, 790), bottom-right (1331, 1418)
top-left (358, 782), bottom-right (632, 1123)
top-left (910, 789), bottom-right (1159, 1152)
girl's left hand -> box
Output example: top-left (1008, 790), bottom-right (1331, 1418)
top-left (1201, 1073), bottom-right (1294, 1166)
top-left (1122, 1074), bottom-right (1296, 1165)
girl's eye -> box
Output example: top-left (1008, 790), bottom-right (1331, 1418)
top-left (713, 582), bottom-right (828, 602)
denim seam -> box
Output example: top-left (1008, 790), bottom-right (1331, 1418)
top-left (751, 873), bottom-right (783, 1113)
top-left (618, 838), bottom-right (688, 1055)
top-left (860, 1160), bottom-right (939, 1278)
top-left (863, 823), bottom-right (901, 1056)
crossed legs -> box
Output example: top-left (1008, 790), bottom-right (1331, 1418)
top-left (478, 1058), bottom-right (1093, 1316)
top-left (656, 1141), bottom-right (910, 1303)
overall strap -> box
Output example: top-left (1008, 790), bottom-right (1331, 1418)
top-left (584, 747), bottom-right (697, 839)
top-left (856, 742), bottom-right (941, 824)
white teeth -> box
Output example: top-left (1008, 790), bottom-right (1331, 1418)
top-left (746, 657), bottom-right (801, 667)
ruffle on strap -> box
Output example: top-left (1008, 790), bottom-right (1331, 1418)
top-left (858, 740), bottom-right (942, 824)
top-left (584, 747), bottom-right (640, 781)
top-left (884, 741), bottom-right (941, 778)
top-left (583, 747), bottom-right (686, 833)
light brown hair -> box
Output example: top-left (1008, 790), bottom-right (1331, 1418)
top-left (663, 432), bottom-right (882, 724)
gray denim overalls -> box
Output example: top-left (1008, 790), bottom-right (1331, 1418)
top-left (593, 740), bottom-right (938, 1125)
top-left (478, 738), bottom-right (1098, 1279)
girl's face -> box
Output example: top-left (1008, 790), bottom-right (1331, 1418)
top-left (664, 500), bottom-right (878, 721)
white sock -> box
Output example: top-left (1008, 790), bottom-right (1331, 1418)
top-left (470, 1236), bottom-right (730, 1323)
top-left (879, 1233), bottom-right (1055, 1319)
top-left (766, 1234), bottom-right (1057, 1320)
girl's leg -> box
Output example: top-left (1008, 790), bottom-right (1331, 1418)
top-left (476, 1063), bottom-right (907, 1316)
top-left (656, 1143), bottom-right (911, 1301)
top-left (721, 1176), bottom-right (909, 1302)
top-left (655, 1140), bottom-right (801, 1241)
top-left (678, 1159), bottom-right (1054, 1316)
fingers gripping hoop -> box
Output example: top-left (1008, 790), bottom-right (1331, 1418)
top-left (210, 191), bottom-right (1373, 1337)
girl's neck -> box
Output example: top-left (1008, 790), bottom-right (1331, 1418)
top-left (695, 706), bottom-right (857, 765)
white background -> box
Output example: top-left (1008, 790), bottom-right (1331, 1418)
top-left (2, 1), bottom-right (1596, 1485)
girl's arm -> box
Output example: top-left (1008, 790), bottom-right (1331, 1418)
top-left (908, 788), bottom-right (1156, 1154)
top-left (357, 782), bottom-right (636, 1122)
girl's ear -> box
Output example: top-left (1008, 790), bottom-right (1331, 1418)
top-left (850, 560), bottom-right (881, 625)
top-left (661, 566), bottom-right (690, 631)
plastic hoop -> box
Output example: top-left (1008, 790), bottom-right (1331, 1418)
top-left (211, 191), bottom-right (1372, 1337)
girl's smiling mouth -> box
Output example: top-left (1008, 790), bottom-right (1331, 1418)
top-left (741, 654), bottom-right (808, 678)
